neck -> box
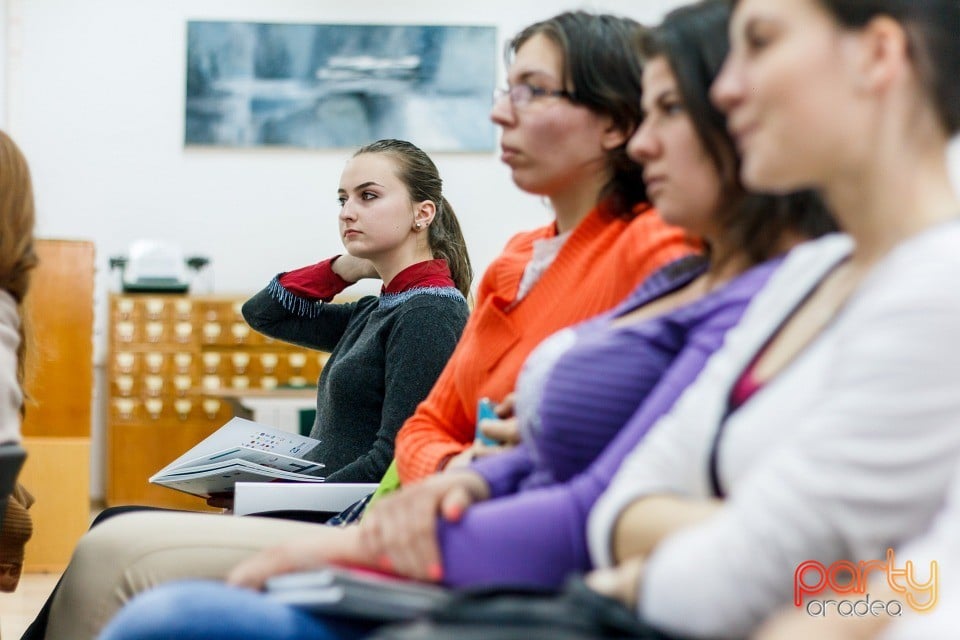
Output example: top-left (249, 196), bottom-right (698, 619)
top-left (371, 245), bottom-right (435, 290)
top-left (821, 120), bottom-right (959, 267)
top-left (700, 229), bottom-right (752, 292)
top-left (548, 171), bottom-right (611, 233)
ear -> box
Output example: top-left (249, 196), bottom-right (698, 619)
top-left (413, 200), bottom-right (436, 230)
top-left (599, 114), bottom-right (631, 151)
top-left (852, 15), bottom-right (910, 94)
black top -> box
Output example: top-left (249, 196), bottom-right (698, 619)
top-left (243, 283), bottom-right (468, 482)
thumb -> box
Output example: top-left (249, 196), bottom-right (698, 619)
top-left (496, 393), bottom-right (516, 418)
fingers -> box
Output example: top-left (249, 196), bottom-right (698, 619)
top-left (227, 527), bottom-right (363, 591)
top-left (471, 443), bottom-right (507, 459)
top-left (584, 566), bottom-right (622, 598)
top-left (356, 475), bottom-right (488, 581)
top-left (440, 485), bottom-right (476, 522)
top-left (584, 557), bottom-right (645, 607)
top-left (227, 545), bottom-right (300, 591)
top-left (443, 446), bottom-right (477, 471)
top-left (477, 416), bottom-right (521, 445)
top-left (388, 494), bottom-right (443, 580)
top-left (495, 393), bottom-right (516, 418)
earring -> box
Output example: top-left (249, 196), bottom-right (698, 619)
top-left (415, 222), bottom-right (422, 229)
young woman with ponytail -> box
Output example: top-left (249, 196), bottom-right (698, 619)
top-left (242, 138), bottom-right (471, 483)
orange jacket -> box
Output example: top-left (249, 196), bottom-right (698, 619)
top-left (395, 201), bottom-right (695, 483)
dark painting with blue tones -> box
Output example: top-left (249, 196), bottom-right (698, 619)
top-left (186, 22), bottom-right (497, 151)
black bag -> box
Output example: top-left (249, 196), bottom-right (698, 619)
top-left (368, 577), bottom-right (681, 640)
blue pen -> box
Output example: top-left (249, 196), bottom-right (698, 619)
top-left (475, 397), bottom-right (499, 446)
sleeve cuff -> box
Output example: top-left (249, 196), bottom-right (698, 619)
top-left (470, 446), bottom-right (536, 498)
top-left (277, 255), bottom-right (351, 303)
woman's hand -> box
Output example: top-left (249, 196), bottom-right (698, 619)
top-left (477, 416), bottom-right (520, 446)
top-left (331, 255), bottom-right (379, 283)
top-left (445, 393), bottom-right (521, 470)
top-left (480, 394), bottom-right (520, 445)
top-left (585, 557), bottom-right (646, 608)
top-left (227, 526), bottom-right (364, 591)
top-left (357, 471), bottom-right (491, 581)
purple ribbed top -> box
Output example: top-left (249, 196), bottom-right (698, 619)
top-left (438, 256), bottom-right (780, 587)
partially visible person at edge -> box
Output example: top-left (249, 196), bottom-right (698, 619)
top-left (0, 130), bottom-right (39, 593)
top-left (36, 12), bottom-right (693, 640)
top-left (581, 0), bottom-right (960, 638)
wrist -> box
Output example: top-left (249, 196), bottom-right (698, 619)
top-left (332, 255), bottom-right (379, 283)
top-left (330, 255), bottom-right (359, 283)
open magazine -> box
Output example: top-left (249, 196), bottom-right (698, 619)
top-left (265, 565), bottom-right (450, 622)
top-left (150, 417), bottom-right (326, 498)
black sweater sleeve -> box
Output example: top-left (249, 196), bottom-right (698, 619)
top-left (241, 280), bottom-right (372, 353)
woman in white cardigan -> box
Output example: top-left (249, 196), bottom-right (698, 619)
top-left (756, 457), bottom-right (960, 639)
top-left (585, 1), bottom-right (960, 638)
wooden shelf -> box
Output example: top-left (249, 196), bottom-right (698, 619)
top-left (106, 293), bottom-right (326, 508)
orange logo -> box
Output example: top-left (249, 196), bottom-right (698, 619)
top-left (794, 549), bottom-right (937, 616)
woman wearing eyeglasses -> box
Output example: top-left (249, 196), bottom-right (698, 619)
top-left (35, 12), bottom-right (692, 640)
top-left (392, 10), bottom-right (693, 483)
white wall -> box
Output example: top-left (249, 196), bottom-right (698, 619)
top-left (8, 0), bottom-right (689, 310)
top-left (5, 0), bottom-right (689, 498)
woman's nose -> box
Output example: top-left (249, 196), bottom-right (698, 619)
top-left (490, 93), bottom-right (516, 128)
top-left (710, 55), bottom-right (742, 114)
top-left (626, 120), bottom-right (659, 164)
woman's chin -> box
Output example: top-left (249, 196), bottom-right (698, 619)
top-left (740, 158), bottom-right (807, 195)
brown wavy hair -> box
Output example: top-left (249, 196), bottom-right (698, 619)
top-left (641, 0), bottom-right (837, 265)
top-left (0, 130), bottom-right (39, 406)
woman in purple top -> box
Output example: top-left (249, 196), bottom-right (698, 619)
top-left (97, 7), bottom-right (834, 639)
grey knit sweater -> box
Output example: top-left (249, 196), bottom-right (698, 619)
top-left (242, 282), bottom-right (468, 482)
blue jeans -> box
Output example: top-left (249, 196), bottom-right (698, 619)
top-left (99, 580), bottom-right (377, 640)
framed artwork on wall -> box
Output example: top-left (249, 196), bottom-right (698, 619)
top-left (185, 21), bottom-right (497, 152)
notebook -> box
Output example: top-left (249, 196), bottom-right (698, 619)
top-left (265, 564), bottom-right (450, 622)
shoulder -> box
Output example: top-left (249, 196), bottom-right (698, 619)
top-left (380, 289), bottom-right (469, 324)
top-left (857, 223), bottom-right (960, 313)
top-left (779, 232), bottom-right (853, 271)
top-left (618, 205), bottom-right (686, 240)
top-left (759, 233), bottom-right (853, 297)
top-left (344, 294), bottom-right (381, 316)
top-left (709, 255), bottom-right (784, 306)
top-left (381, 291), bottom-right (469, 352)
top-left (477, 222), bottom-right (556, 297)
top-left (602, 205), bottom-right (696, 268)
top-left (501, 223), bottom-right (556, 254)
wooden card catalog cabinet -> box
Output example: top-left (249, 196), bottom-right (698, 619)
top-left (107, 294), bottom-right (326, 509)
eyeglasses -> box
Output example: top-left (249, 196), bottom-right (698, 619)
top-left (492, 83), bottom-right (577, 108)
